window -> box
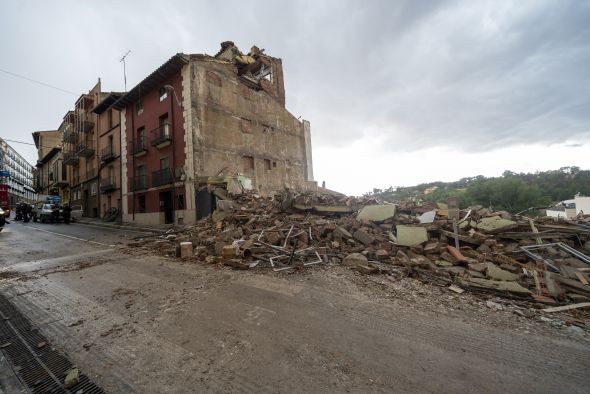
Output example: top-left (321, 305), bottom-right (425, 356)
top-left (272, 161), bottom-right (277, 168)
top-left (240, 118), bottom-right (252, 133)
top-left (137, 164), bottom-right (146, 177)
top-left (243, 156), bottom-right (254, 170)
top-left (138, 195), bottom-right (146, 213)
top-left (159, 113), bottom-right (170, 137)
top-left (136, 100), bottom-right (143, 115)
top-left (264, 159), bottom-right (271, 171)
top-left (159, 87), bottom-right (168, 102)
top-left (90, 182), bottom-right (97, 196)
top-left (176, 194), bottom-right (184, 210)
top-left (160, 156), bottom-right (170, 170)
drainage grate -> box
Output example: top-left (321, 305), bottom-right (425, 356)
top-left (0, 293), bottom-right (104, 393)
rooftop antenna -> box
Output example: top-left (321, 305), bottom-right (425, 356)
top-left (119, 50), bottom-right (131, 91)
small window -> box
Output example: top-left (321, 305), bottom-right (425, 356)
top-left (136, 100), bottom-right (143, 115)
top-left (176, 194), bottom-right (184, 210)
top-left (243, 156), bottom-right (254, 170)
top-left (138, 195), bottom-right (146, 213)
top-left (272, 161), bottom-right (277, 168)
top-left (160, 156), bottom-right (170, 170)
top-left (240, 118), bottom-right (252, 133)
top-left (159, 87), bottom-right (168, 102)
top-left (264, 159), bottom-right (271, 171)
top-left (90, 182), bottom-right (97, 196)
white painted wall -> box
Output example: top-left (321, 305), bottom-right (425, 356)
top-left (575, 196), bottom-right (590, 215)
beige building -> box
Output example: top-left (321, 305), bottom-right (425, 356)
top-left (93, 92), bottom-right (123, 220)
top-left (62, 81), bottom-right (102, 217)
top-left (113, 42), bottom-right (315, 225)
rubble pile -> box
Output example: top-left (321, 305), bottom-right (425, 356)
top-left (138, 190), bottom-right (590, 310)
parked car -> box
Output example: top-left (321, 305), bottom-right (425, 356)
top-left (70, 205), bottom-right (83, 222)
top-left (39, 204), bottom-right (61, 223)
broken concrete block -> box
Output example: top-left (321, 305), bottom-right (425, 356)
top-left (477, 243), bottom-right (492, 254)
top-left (396, 250), bottom-right (410, 264)
top-left (461, 278), bottom-right (530, 294)
top-left (353, 265), bottom-right (379, 274)
top-left (216, 199), bottom-right (235, 212)
top-left (353, 229), bottom-right (375, 246)
top-left (396, 225), bottom-right (428, 246)
top-left (423, 242), bottom-right (441, 254)
top-left (486, 263), bottom-right (518, 281)
top-left (64, 368), bottom-right (79, 389)
top-left (180, 242), bottom-right (193, 258)
top-left (375, 249), bottom-right (389, 260)
top-left (222, 245), bottom-right (237, 260)
top-left (418, 210), bottom-right (436, 224)
top-left (468, 262), bottom-right (486, 273)
top-left (225, 259), bottom-right (249, 270)
top-left (334, 226), bottom-right (353, 239)
top-left (356, 204), bottom-right (396, 222)
top-left (342, 253), bottom-right (368, 267)
top-left (471, 216), bottom-right (517, 233)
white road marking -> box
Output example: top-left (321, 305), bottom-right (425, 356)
top-left (25, 225), bottom-right (117, 247)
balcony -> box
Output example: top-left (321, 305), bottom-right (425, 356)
top-left (130, 138), bottom-right (147, 157)
top-left (76, 143), bottom-right (95, 158)
top-left (76, 113), bottom-right (95, 133)
top-left (63, 151), bottom-right (79, 166)
top-left (152, 168), bottom-right (176, 188)
top-left (151, 123), bottom-right (172, 148)
top-left (63, 129), bottom-right (78, 144)
top-left (100, 146), bottom-right (116, 163)
top-left (131, 175), bottom-right (149, 191)
top-left (100, 177), bottom-right (117, 193)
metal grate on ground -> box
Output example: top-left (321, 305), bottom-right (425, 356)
top-left (0, 293), bottom-right (104, 393)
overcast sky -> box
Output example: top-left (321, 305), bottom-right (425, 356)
top-left (1, 0), bottom-right (589, 195)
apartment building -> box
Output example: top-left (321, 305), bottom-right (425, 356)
top-left (113, 42), bottom-right (314, 225)
top-left (0, 137), bottom-right (36, 206)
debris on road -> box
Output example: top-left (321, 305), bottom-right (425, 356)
top-left (130, 188), bottom-right (590, 316)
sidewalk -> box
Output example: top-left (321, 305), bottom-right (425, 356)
top-left (74, 217), bottom-right (172, 234)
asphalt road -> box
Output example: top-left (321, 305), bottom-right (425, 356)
top-left (1, 221), bottom-right (589, 393)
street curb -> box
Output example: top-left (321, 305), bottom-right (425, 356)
top-left (74, 220), bottom-right (167, 234)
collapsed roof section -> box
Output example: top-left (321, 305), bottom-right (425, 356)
top-left (214, 41), bottom-right (286, 107)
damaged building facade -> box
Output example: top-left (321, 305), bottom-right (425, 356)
top-left (114, 42), bottom-right (315, 225)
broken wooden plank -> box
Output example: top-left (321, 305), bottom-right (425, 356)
top-left (542, 302), bottom-right (590, 313)
top-left (448, 285), bottom-right (465, 294)
top-left (575, 271), bottom-right (589, 285)
top-left (528, 218), bottom-right (542, 245)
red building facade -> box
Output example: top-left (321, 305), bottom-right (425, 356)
top-left (115, 59), bottom-right (187, 225)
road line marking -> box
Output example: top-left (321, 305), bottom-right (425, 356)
top-left (25, 226), bottom-right (116, 247)
top-left (75, 221), bottom-right (156, 234)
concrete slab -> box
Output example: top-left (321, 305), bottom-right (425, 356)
top-left (396, 225), bottom-right (428, 246)
top-left (357, 204), bottom-right (396, 222)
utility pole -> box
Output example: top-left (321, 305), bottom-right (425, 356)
top-left (119, 50), bottom-right (131, 92)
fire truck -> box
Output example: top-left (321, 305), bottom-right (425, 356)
top-left (0, 183), bottom-right (9, 218)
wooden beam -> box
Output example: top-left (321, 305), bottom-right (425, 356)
top-left (542, 302), bottom-right (590, 313)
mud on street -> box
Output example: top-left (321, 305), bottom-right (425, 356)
top-left (0, 220), bottom-right (589, 393)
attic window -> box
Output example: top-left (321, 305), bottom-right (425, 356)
top-left (159, 87), bottom-right (168, 102)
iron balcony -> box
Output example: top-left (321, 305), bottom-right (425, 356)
top-left (100, 146), bottom-right (116, 162)
top-left (151, 123), bottom-right (172, 147)
top-left (100, 177), bottom-right (117, 193)
top-left (131, 175), bottom-right (149, 191)
top-left (130, 138), bottom-right (147, 156)
top-left (152, 168), bottom-right (175, 187)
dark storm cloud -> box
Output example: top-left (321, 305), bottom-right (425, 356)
top-left (1, 0), bottom-right (589, 165)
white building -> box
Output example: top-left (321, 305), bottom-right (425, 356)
top-left (575, 195), bottom-right (590, 216)
top-left (0, 137), bottom-right (36, 206)
top-left (546, 199), bottom-right (577, 219)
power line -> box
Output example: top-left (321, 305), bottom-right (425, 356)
top-left (1, 138), bottom-right (59, 150)
top-left (0, 67), bottom-right (77, 95)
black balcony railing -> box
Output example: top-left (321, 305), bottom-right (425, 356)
top-left (76, 143), bottom-right (95, 158)
top-left (151, 123), bottom-right (172, 147)
top-left (100, 177), bottom-right (117, 193)
top-left (100, 145), bottom-right (116, 162)
top-left (152, 168), bottom-right (175, 187)
top-left (63, 151), bottom-right (79, 165)
top-left (130, 138), bottom-right (147, 155)
top-left (131, 175), bottom-right (149, 191)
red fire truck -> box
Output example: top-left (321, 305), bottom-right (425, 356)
top-left (0, 183), bottom-right (9, 218)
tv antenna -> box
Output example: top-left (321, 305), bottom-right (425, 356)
top-left (119, 50), bottom-right (131, 91)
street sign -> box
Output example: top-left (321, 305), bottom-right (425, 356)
top-left (0, 170), bottom-right (9, 177)
top-left (45, 195), bottom-right (61, 204)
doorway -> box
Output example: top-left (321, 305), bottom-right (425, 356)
top-left (160, 191), bottom-right (173, 224)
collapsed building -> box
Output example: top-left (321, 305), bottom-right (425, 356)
top-left (113, 42), bottom-right (315, 225)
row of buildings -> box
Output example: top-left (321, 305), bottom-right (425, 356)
top-left (33, 41), bottom-right (316, 225)
top-left (0, 138), bottom-right (36, 210)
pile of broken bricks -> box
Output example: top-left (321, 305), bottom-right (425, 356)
top-left (137, 190), bottom-right (590, 312)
